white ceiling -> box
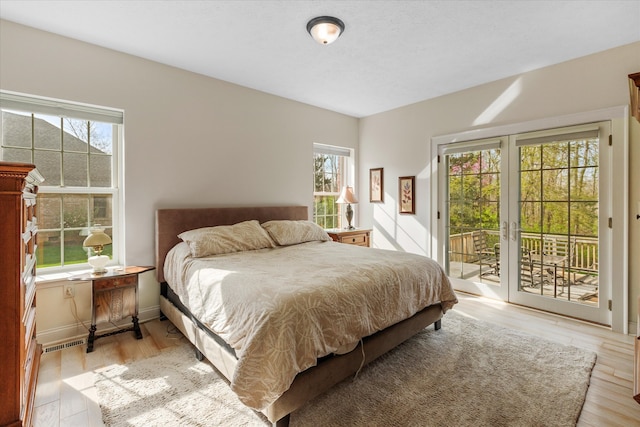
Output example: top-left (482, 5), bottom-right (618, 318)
top-left (1, 1), bottom-right (639, 117)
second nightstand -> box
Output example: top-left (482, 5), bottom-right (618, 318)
top-left (68, 266), bottom-right (154, 352)
top-left (326, 228), bottom-right (372, 247)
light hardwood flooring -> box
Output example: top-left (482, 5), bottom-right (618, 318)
top-left (33, 293), bottom-right (640, 426)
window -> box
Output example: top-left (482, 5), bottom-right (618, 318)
top-left (1, 91), bottom-right (123, 272)
top-left (313, 143), bottom-right (354, 229)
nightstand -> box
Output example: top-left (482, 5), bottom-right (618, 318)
top-left (68, 266), bottom-right (154, 353)
top-left (326, 228), bottom-right (372, 247)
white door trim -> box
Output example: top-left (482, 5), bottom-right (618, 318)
top-left (430, 106), bottom-right (628, 333)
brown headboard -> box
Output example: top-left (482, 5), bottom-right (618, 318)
top-left (155, 205), bottom-right (308, 283)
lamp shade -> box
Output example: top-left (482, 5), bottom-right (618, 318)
top-left (336, 186), bottom-right (358, 204)
top-left (307, 16), bottom-right (345, 45)
top-left (83, 226), bottom-right (112, 249)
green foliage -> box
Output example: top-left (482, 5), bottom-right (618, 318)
top-left (518, 140), bottom-right (598, 237)
top-left (448, 150), bottom-right (500, 232)
top-left (449, 139), bottom-right (598, 239)
top-left (37, 235), bottom-right (113, 268)
top-left (314, 195), bottom-right (338, 228)
top-left (314, 154), bottom-right (339, 192)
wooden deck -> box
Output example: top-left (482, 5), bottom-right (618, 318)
top-left (449, 260), bottom-right (599, 305)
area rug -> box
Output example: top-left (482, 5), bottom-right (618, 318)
top-left (95, 310), bottom-right (596, 426)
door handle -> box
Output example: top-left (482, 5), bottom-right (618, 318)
top-left (501, 221), bottom-right (508, 240)
top-left (510, 221), bottom-right (520, 241)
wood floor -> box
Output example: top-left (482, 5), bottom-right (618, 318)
top-left (33, 293), bottom-right (640, 426)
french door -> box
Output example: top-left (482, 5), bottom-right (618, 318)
top-left (438, 122), bottom-right (611, 325)
top-left (440, 138), bottom-right (509, 300)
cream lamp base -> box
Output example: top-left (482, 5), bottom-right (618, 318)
top-left (88, 255), bottom-right (109, 273)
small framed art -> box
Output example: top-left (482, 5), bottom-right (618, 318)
top-left (369, 168), bottom-right (384, 202)
top-left (399, 176), bottom-right (415, 214)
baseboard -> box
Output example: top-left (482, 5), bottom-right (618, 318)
top-left (37, 305), bottom-right (160, 347)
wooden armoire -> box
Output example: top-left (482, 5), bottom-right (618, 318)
top-left (0, 161), bottom-right (44, 426)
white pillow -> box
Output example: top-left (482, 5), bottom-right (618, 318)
top-left (261, 220), bottom-right (332, 246)
top-left (178, 220), bottom-right (275, 257)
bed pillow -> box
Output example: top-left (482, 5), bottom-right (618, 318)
top-left (261, 220), bottom-right (332, 246)
top-left (178, 220), bottom-right (276, 257)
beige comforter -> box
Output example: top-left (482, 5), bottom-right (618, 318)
top-left (164, 240), bottom-right (457, 410)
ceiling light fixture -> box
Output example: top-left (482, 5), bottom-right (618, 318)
top-left (307, 16), bottom-right (345, 45)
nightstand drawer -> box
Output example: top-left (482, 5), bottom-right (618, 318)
top-left (338, 234), bottom-right (367, 245)
top-left (326, 228), bottom-right (372, 247)
top-left (94, 274), bottom-right (137, 291)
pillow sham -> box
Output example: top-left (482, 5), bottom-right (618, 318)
top-left (261, 220), bottom-right (332, 246)
top-left (178, 220), bottom-right (275, 257)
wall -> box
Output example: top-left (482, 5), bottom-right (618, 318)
top-left (358, 42), bottom-right (640, 330)
top-left (0, 20), bottom-right (359, 344)
top-left (1, 18), bottom-right (638, 342)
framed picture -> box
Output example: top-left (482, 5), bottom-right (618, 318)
top-left (399, 176), bottom-right (415, 214)
top-left (369, 168), bottom-right (384, 202)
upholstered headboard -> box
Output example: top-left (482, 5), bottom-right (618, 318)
top-left (155, 205), bottom-right (308, 283)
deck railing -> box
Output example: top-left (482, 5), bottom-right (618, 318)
top-left (449, 231), bottom-right (598, 275)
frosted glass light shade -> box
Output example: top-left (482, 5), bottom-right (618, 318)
top-left (307, 16), bottom-right (345, 45)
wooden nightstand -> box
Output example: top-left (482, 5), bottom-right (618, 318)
top-left (326, 228), bottom-right (372, 247)
top-left (69, 266), bottom-right (154, 353)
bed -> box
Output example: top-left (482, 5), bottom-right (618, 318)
top-left (155, 205), bottom-right (457, 426)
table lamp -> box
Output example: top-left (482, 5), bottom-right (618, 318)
top-left (336, 186), bottom-right (358, 229)
top-left (83, 225), bottom-right (112, 273)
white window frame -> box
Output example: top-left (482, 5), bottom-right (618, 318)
top-left (313, 143), bottom-right (355, 229)
top-left (1, 90), bottom-right (125, 274)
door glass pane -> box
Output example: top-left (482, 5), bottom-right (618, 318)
top-left (519, 137), bottom-right (599, 305)
top-left (446, 149), bottom-right (501, 284)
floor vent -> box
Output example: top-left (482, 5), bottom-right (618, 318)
top-left (43, 339), bottom-right (86, 354)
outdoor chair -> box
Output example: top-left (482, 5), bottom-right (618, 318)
top-left (492, 243), bottom-right (501, 276)
top-left (472, 231), bottom-right (499, 277)
top-left (487, 243), bottom-right (541, 289)
top-left (520, 247), bottom-right (540, 288)
top-left (540, 237), bottom-right (576, 295)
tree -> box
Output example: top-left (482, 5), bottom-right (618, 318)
top-left (314, 154), bottom-right (340, 192)
top-left (63, 119), bottom-right (112, 154)
top-left (448, 138), bottom-right (598, 242)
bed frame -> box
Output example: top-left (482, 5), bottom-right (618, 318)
top-left (155, 205), bottom-right (444, 426)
